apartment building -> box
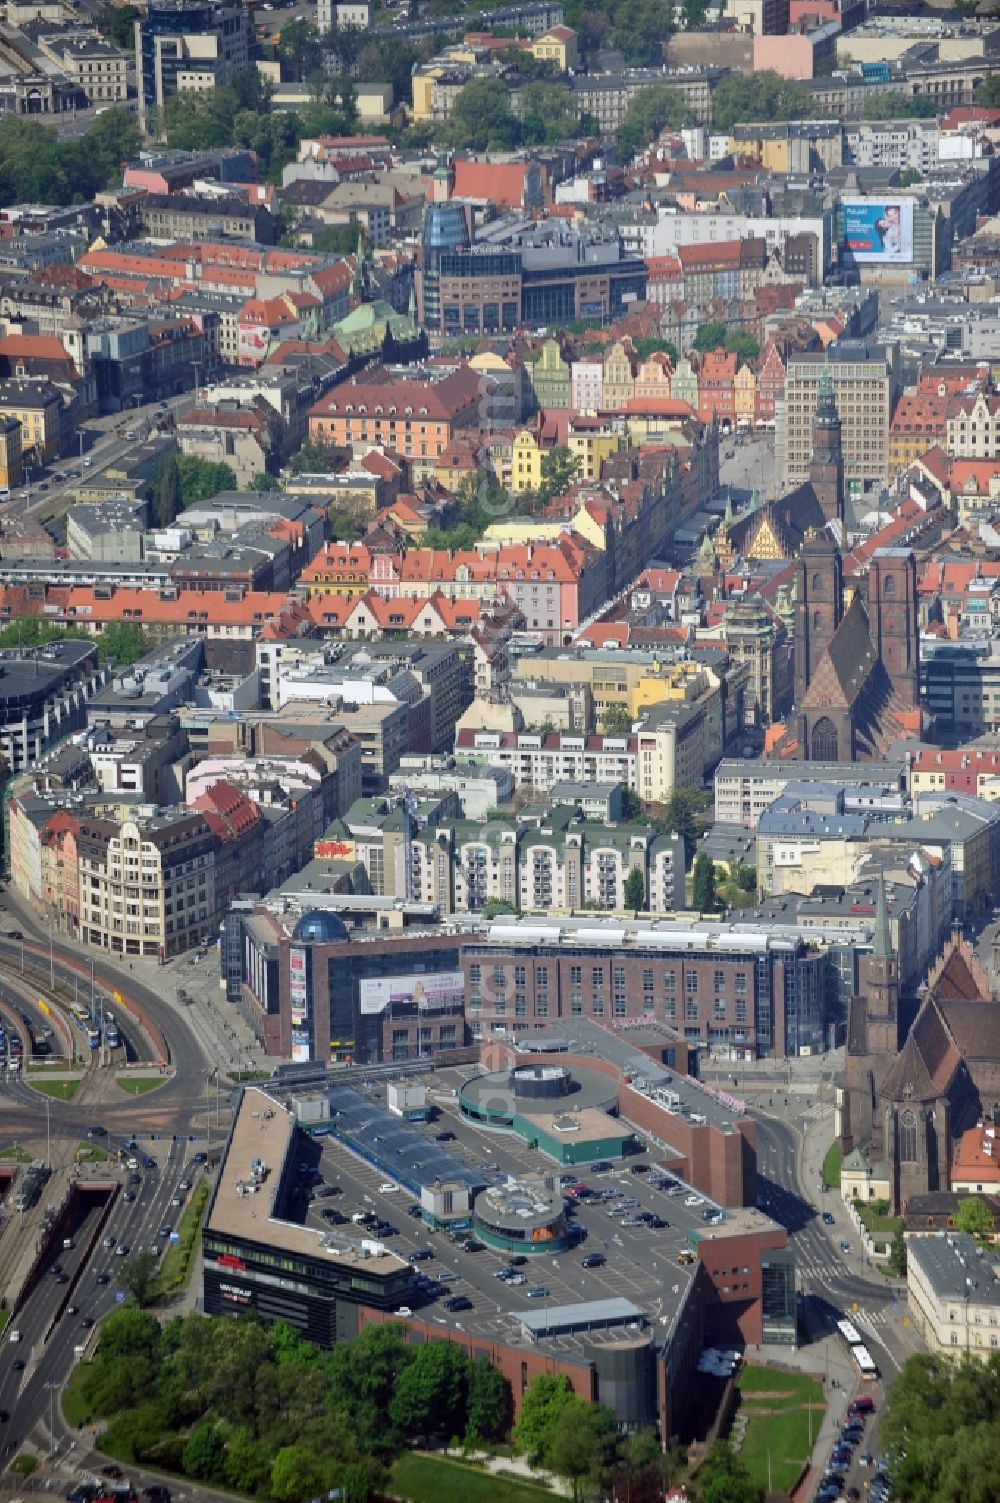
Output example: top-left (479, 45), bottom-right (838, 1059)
top-left (0, 380), bottom-right (64, 464)
top-left (308, 367), bottom-right (481, 479)
top-left (778, 343), bottom-right (900, 487)
top-left (408, 808), bottom-right (685, 914)
top-left (907, 1233), bottom-right (1000, 1362)
top-left (26, 27), bottom-right (129, 104)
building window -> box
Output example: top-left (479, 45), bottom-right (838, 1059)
top-left (899, 1109), bottom-right (918, 1162)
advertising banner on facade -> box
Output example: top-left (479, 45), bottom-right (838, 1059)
top-left (359, 971), bottom-right (465, 1016)
top-left (841, 199), bottom-right (913, 263)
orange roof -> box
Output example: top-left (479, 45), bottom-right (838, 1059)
top-left (0, 333), bottom-right (74, 363)
top-left (451, 160), bottom-right (527, 208)
top-left (952, 1124), bottom-right (1000, 1183)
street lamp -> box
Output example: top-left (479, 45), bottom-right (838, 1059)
top-left (77, 428), bottom-right (86, 460)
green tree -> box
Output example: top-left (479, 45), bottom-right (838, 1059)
top-left (388, 1339), bottom-right (468, 1438)
top-left (618, 85), bottom-right (690, 161)
top-left (483, 897), bottom-right (518, 919)
top-left (270, 1443), bottom-right (328, 1503)
top-left (976, 75), bottom-right (1000, 108)
top-left (955, 1195), bottom-right (994, 1240)
top-left (311, 223), bottom-right (366, 255)
top-left (356, 37), bottom-right (419, 103)
top-left (98, 621), bottom-right (148, 668)
top-left (515, 1372), bottom-right (578, 1463)
top-left (159, 87), bottom-right (242, 151)
top-left (725, 331), bottom-right (759, 361)
top-left (0, 617), bottom-right (87, 651)
top-left (538, 445), bottom-right (580, 504)
top-left (692, 851), bottom-right (716, 912)
top-left (182, 1419), bottom-right (227, 1483)
top-left (224, 1426), bottom-right (273, 1495)
top-left (656, 785), bottom-right (711, 865)
top-left (465, 1357), bottom-right (511, 1442)
top-left (698, 1441), bottom-right (763, 1503)
top-left (95, 1307), bottom-right (163, 1362)
top-left (694, 319), bottom-right (727, 353)
top-left (447, 78), bottom-right (519, 151)
top-left (601, 702), bottom-right (633, 734)
top-left (709, 72), bottom-right (811, 132)
top-left (624, 867), bottom-right (646, 912)
top-left (341, 1461), bottom-right (382, 1503)
top-left (99, 2), bottom-right (140, 50)
top-left (544, 1400), bottom-right (621, 1503)
top-left (174, 454), bottom-right (237, 508)
top-left (249, 472), bottom-right (283, 492)
top-left (278, 18), bottom-right (322, 80)
top-left (289, 438), bottom-right (343, 474)
top-left (862, 90), bottom-right (937, 120)
top-left (120, 1249), bottom-right (158, 1308)
top-left (888, 1225), bottom-right (907, 1276)
top-left (619, 786), bottom-right (643, 820)
top-left (155, 451), bottom-right (182, 527)
top-left (520, 81), bottom-right (578, 146)
top-left (900, 167), bottom-right (921, 187)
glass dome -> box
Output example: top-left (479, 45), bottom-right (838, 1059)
top-left (291, 911), bottom-right (350, 944)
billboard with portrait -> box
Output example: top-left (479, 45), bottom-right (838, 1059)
top-left (359, 971), bottom-right (465, 1016)
top-left (841, 199), bottom-right (913, 264)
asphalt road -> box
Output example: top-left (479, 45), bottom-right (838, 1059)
top-left (753, 1112), bottom-right (912, 1376)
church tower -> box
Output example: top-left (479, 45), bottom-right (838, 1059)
top-left (869, 548), bottom-right (919, 710)
top-left (794, 528), bottom-right (843, 707)
top-left (864, 875), bottom-right (899, 1057)
top-left (809, 357), bottom-right (844, 527)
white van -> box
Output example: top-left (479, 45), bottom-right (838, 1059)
top-left (8, 1329), bottom-right (21, 1343)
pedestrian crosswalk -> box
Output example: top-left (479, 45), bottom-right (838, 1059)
top-left (802, 1102), bottom-right (834, 1122)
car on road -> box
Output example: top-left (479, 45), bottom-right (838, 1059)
top-left (685, 1195), bottom-right (703, 1207)
top-left (525, 1285), bottom-right (550, 1299)
top-left (143, 1156), bottom-right (156, 1168)
top-left (123, 1191), bottom-right (135, 1203)
top-left (158, 1225), bottom-right (172, 1237)
top-left (582, 1252), bottom-right (606, 1267)
top-left (80, 1316), bottom-right (95, 1329)
top-left (378, 1182), bottom-right (399, 1194)
top-left (443, 1295), bottom-right (473, 1312)
top-left (322, 1208), bottom-right (346, 1224)
top-left (394, 1306), bottom-right (413, 1318)
top-left (191, 1152), bottom-right (207, 1164)
top-left (849, 1397), bottom-right (875, 1416)
top-left (66, 1306), bottom-right (79, 1317)
top-left (115, 1244), bottom-right (129, 1257)
top-left (100, 1467), bottom-right (123, 1479)
top-left (822, 1211), bottom-right (835, 1225)
top-left (504, 1273), bottom-right (527, 1286)
top-left (143, 1487), bottom-right (170, 1503)
top-left (647, 1215), bottom-right (667, 1229)
top-left (55, 1272), bottom-right (68, 1283)
top-left (11, 1359), bottom-right (24, 1371)
top-left (434, 1131), bottom-right (455, 1142)
top-left (590, 1160), bottom-right (613, 1173)
top-left (839, 1240), bottom-right (852, 1253)
top-left (96, 1272), bottom-right (110, 1284)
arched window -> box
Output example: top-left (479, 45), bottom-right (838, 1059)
top-left (899, 1110), bottom-right (918, 1162)
top-left (812, 573), bottom-right (822, 590)
top-left (811, 716), bottom-right (838, 761)
top-left (813, 610), bottom-right (823, 628)
top-left (883, 575), bottom-right (896, 597)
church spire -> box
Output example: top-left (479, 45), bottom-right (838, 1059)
top-left (873, 874), bottom-right (891, 959)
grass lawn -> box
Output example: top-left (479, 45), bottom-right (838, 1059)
top-left (854, 1202), bottom-right (904, 1238)
top-left (390, 1455), bottom-right (554, 1503)
top-left (77, 1142), bottom-right (110, 1163)
top-left (822, 1141), bottom-right (842, 1190)
top-left (736, 1364), bottom-right (825, 1496)
top-left (62, 1363), bottom-right (93, 1428)
top-left (155, 1181), bottom-right (210, 1295)
top-left (29, 1078), bottom-right (80, 1101)
top-left (0, 1144), bottom-right (32, 1162)
top-left (116, 1076), bottom-right (163, 1096)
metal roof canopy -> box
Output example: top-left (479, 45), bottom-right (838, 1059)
top-left (326, 1083), bottom-right (484, 1190)
top-left (519, 1297), bottom-right (646, 1339)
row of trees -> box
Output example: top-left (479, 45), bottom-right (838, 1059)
top-left (0, 108), bottom-right (139, 209)
top-left (882, 1350), bottom-right (1000, 1503)
top-left (153, 455), bottom-right (237, 528)
top-left (80, 1310), bottom-right (704, 1503)
top-left (79, 1311), bottom-right (509, 1501)
top-left (0, 617), bottom-right (147, 668)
